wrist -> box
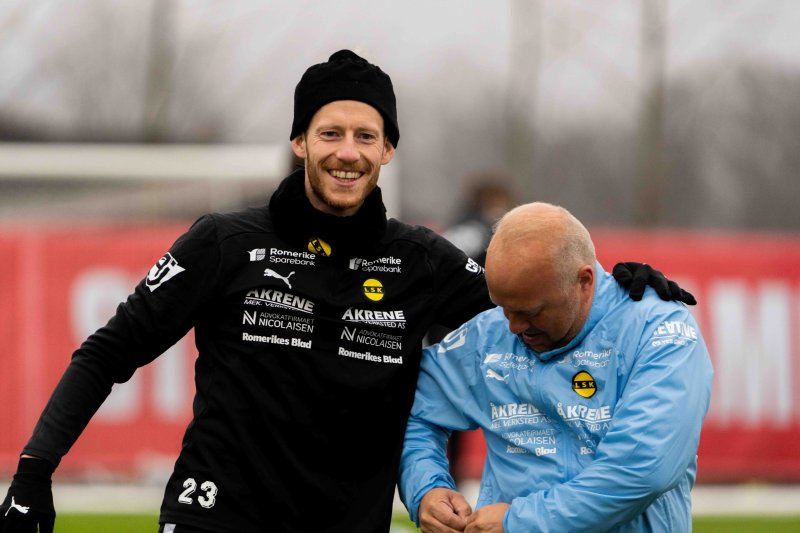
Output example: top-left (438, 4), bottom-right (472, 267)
top-left (17, 456), bottom-right (56, 478)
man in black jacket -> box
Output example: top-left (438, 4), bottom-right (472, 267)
top-left (0, 50), bottom-right (691, 533)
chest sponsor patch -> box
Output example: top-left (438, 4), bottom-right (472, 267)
top-left (349, 256), bottom-right (402, 273)
top-left (340, 326), bottom-right (403, 350)
top-left (242, 331), bottom-right (311, 349)
top-left (307, 237), bottom-right (331, 256)
top-left (269, 247), bottom-right (316, 266)
top-left (484, 352), bottom-right (536, 372)
top-left (342, 307), bottom-right (406, 329)
top-left (244, 288), bottom-right (314, 314)
top-left (362, 278), bottom-right (384, 301)
top-left (490, 402), bottom-right (551, 429)
top-left (242, 310), bottom-right (314, 333)
top-left (337, 346), bottom-right (403, 365)
top-left (572, 371), bottom-right (597, 398)
top-left (248, 248), bottom-right (266, 261)
top-left (565, 348), bottom-right (611, 369)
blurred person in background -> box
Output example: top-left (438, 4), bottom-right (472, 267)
top-left (440, 174), bottom-right (515, 267)
top-left (0, 51), bottom-right (693, 533)
top-left (399, 202), bottom-right (712, 533)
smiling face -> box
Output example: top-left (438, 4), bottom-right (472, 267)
top-left (291, 100), bottom-right (395, 217)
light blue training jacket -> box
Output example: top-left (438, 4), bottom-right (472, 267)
top-left (399, 262), bottom-right (713, 532)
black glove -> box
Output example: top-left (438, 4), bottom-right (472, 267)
top-left (612, 262), bottom-right (696, 305)
top-left (0, 457), bottom-right (56, 533)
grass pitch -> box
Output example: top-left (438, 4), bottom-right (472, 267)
top-left (50, 513), bottom-right (800, 532)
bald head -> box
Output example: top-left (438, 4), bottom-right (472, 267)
top-left (487, 202), bottom-right (595, 291)
top-left (485, 202), bottom-right (596, 353)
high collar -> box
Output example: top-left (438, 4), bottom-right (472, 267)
top-left (268, 169), bottom-right (388, 261)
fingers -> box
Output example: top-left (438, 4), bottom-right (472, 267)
top-left (611, 263), bottom-right (634, 287)
top-left (450, 492), bottom-right (472, 521)
top-left (464, 503), bottom-right (509, 533)
top-left (648, 267), bottom-right (671, 301)
top-left (628, 264), bottom-right (654, 301)
top-left (681, 289), bottom-right (697, 305)
top-left (420, 488), bottom-right (473, 533)
top-left (669, 280), bottom-right (697, 305)
top-left (421, 503), bottom-right (469, 532)
top-left (614, 261), bottom-right (698, 305)
top-left (420, 511), bottom-right (467, 533)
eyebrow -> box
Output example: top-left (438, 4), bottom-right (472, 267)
top-left (314, 120), bottom-right (381, 133)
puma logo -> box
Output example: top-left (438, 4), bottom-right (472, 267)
top-left (5, 497), bottom-right (29, 516)
top-left (264, 269), bottom-right (295, 289)
top-left (486, 369), bottom-right (509, 382)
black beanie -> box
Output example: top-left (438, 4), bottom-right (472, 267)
top-left (290, 50), bottom-right (399, 148)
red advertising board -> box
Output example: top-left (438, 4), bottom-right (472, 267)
top-left (1, 224), bottom-right (799, 482)
top-left (0, 223), bottom-right (195, 476)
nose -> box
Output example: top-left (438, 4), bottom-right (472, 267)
top-left (336, 135), bottom-right (360, 163)
top-left (505, 312), bottom-right (530, 335)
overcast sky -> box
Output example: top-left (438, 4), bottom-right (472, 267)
top-left (3, 0), bottom-right (798, 138)
top-left (1, 0), bottom-right (798, 226)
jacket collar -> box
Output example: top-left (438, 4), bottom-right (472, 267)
top-left (268, 168), bottom-right (388, 261)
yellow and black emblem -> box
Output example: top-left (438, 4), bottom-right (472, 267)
top-left (362, 278), bottom-right (384, 301)
top-left (307, 237), bottom-right (332, 257)
top-left (572, 371), bottom-right (597, 398)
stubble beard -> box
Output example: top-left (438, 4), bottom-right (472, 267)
top-left (306, 154), bottom-right (379, 213)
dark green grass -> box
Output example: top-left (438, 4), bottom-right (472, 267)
top-left (52, 513), bottom-right (800, 532)
top-left (55, 513), bottom-right (159, 532)
top-left (52, 513), bottom-right (421, 531)
top-left (692, 515), bottom-right (800, 532)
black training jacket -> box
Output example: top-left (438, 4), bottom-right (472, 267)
top-left (23, 170), bottom-right (491, 532)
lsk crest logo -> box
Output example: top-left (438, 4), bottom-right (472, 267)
top-left (307, 237), bottom-right (332, 256)
top-left (362, 279), bottom-right (384, 301)
top-left (572, 371), bottom-right (597, 398)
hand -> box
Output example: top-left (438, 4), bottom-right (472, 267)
top-left (419, 487), bottom-right (473, 533)
top-left (0, 457), bottom-right (56, 533)
top-left (612, 262), bottom-right (696, 305)
top-left (465, 502), bottom-right (509, 533)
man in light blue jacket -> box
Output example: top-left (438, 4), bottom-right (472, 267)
top-left (399, 202), bottom-right (713, 533)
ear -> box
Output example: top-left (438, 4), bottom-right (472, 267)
top-left (381, 139), bottom-right (395, 165)
top-left (578, 264), bottom-right (595, 294)
top-left (291, 135), bottom-right (307, 159)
